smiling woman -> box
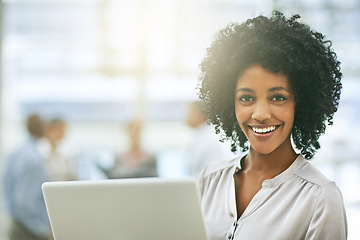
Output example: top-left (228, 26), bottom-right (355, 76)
top-left (197, 11), bottom-right (347, 240)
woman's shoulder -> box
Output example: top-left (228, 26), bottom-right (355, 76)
top-left (293, 158), bottom-right (344, 202)
top-left (200, 156), bottom-right (241, 178)
top-left (295, 159), bottom-right (334, 188)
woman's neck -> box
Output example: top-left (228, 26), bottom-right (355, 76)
top-left (244, 141), bottom-right (298, 179)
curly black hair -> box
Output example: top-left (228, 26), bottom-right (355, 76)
top-left (198, 11), bottom-right (342, 159)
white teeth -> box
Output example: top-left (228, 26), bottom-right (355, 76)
top-left (252, 126), bottom-right (276, 134)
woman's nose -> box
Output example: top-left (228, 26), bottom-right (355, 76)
top-left (252, 101), bottom-right (271, 122)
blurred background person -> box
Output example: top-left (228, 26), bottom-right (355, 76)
top-left (39, 118), bottom-right (78, 181)
top-left (185, 101), bottom-right (237, 177)
top-left (104, 119), bottom-right (158, 179)
top-left (2, 114), bottom-right (53, 240)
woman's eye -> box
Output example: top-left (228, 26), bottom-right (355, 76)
top-left (239, 95), bottom-right (254, 102)
top-left (271, 95), bottom-right (287, 101)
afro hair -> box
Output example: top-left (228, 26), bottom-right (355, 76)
top-left (198, 11), bottom-right (342, 159)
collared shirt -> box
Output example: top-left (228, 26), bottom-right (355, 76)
top-left (2, 137), bottom-right (52, 238)
top-left (198, 155), bottom-right (347, 240)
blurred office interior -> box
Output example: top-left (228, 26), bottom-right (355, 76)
top-left (0, 0), bottom-right (359, 239)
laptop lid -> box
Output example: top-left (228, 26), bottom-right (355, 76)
top-left (42, 178), bottom-right (209, 240)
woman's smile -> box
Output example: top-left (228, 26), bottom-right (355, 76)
top-left (249, 124), bottom-right (280, 134)
top-left (243, 124), bottom-right (283, 146)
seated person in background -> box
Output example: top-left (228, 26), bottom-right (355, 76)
top-left (38, 117), bottom-right (78, 181)
top-left (3, 114), bottom-right (53, 240)
top-left (186, 101), bottom-right (237, 177)
top-left (105, 119), bottom-right (158, 179)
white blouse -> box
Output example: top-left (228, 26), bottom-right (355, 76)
top-left (198, 155), bottom-right (347, 240)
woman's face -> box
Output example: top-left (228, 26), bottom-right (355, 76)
top-left (234, 64), bottom-right (295, 155)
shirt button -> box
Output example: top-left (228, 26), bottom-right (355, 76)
top-left (228, 233), bottom-right (233, 239)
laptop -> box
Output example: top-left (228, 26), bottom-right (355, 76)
top-left (42, 178), bottom-right (209, 240)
